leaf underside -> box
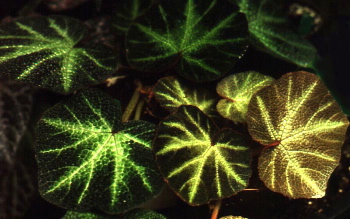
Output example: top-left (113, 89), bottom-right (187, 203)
top-left (35, 89), bottom-right (163, 214)
top-left (236, 0), bottom-right (317, 67)
top-left (247, 71), bottom-right (349, 198)
top-left (216, 71), bottom-right (274, 123)
top-left (0, 16), bottom-right (117, 94)
top-left (126, 0), bottom-right (249, 82)
top-left (153, 105), bottom-right (251, 205)
top-left (154, 76), bottom-right (218, 116)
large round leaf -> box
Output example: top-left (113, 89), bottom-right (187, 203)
top-left (153, 105), bottom-right (251, 205)
top-left (0, 16), bottom-right (117, 94)
top-left (216, 71), bottom-right (274, 123)
top-left (153, 76), bottom-right (218, 116)
top-left (35, 89), bottom-right (164, 214)
top-left (126, 0), bottom-right (249, 82)
top-left (235, 0), bottom-right (317, 67)
top-left (246, 71), bottom-right (349, 198)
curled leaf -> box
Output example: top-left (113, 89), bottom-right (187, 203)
top-left (36, 89), bottom-right (163, 214)
top-left (247, 71), bottom-right (349, 198)
top-left (0, 16), bottom-right (117, 94)
top-left (216, 71), bottom-right (274, 123)
top-left (126, 0), bottom-right (249, 81)
top-left (154, 105), bottom-right (251, 205)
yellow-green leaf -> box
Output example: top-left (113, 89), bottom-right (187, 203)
top-left (154, 76), bottom-right (218, 116)
top-left (247, 71), bottom-right (349, 198)
top-left (153, 105), bottom-right (251, 205)
top-left (216, 71), bottom-right (274, 123)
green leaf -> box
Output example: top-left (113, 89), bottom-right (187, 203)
top-left (0, 78), bottom-right (33, 163)
top-left (35, 89), bottom-right (164, 214)
top-left (113, 0), bottom-right (156, 34)
top-left (62, 211), bottom-right (114, 219)
top-left (62, 209), bottom-right (166, 219)
top-left (216, 71), bottom-right (274, 123)
top-left (235, 0), bottom-right (317, 67)
top-left (124, 209), bottom-right (167, 219)
top-left (153, 105), bottom-right (251, 205)
top-left (246, 71), bottom-right (349, 198)
top-left (126, 0), bottom-right (249, 82)
top-left (0, 16), bottom-right (117, 94)
top-left (153, 76), bottom-right (218, 116)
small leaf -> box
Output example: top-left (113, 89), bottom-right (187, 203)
top-left (113, 0), bottom-right (156, 34)
top-left (124, 209), bottom-right (167, 219)
top-left (35, 89), bottom-right (163, 214)
top-left (154, 76), bottom-right (218, 116)
top-left (153, 105), bottom-right (251, 205)
top-left (246, 71), bottom-right (349, 198)
top-left (0, 16), bottom-right (117, 94)
top-left (235, 0), bottom-right (317, 67)
top-left (0, 78), bottom-right (33, 163)
top-left (216, 71), bottom-right (274, 123)
top-left (126, 0), bottom-right (249, 82)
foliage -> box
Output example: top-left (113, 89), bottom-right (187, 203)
top-left (36, 89), bottom-right (163, 214)
top-left (246, 71), bottom-right (348, 198)
top-left (0, 0), bottom-right (348, 218)
top-left (154, 105), bottom-right (251, 204)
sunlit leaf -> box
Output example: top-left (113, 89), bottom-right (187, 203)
top-left (0, 16), bottom-right (117, 94)
top-left (153, 105), bottom-right (251, 205)
top-left (0, 78), bottom-right (33, 163)
top-left (35, 89), bottom-right (163, 214)
top-left (126, 0), bottom-right (249, 82)
top-left (0, 158), bottom-right (35, 219)
top-left (246, 71), bottom-right (349, 198)
top-left (216, 71), bottom-right (274, 123)
top-left (113, 0), bottom-right (155, 34)
top-left (235, 0), bottom-right (317, 67)
top-left (153, 76), bottom-right (218, 116)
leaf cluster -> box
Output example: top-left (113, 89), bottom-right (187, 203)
top-left (0, 0), bottom-right (349, 218)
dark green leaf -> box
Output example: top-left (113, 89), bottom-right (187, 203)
top-left (113, 0), bottom-right (156, 34)
top-left (126, 0), bottom-right (249, 82)
top-left (235, 0), bottom-right (317, 67)
top-left (0, 16), bottom-right (117, 94)
top-left (124, 209), bottom-right (167, 219)
top-left (153, 105), bottom-right (251, 205)
top-left (36, 89), bottom-right (163, 214)
top-left (153, 76), bottom-right (218, 116)
top-left (62, 211), bottom-right (114, 219)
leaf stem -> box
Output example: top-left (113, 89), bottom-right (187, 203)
top-left (134, 99), bottom-right (145, 121)
top-left (122, 80), bottom-right (142, 122)
top-left (211, 199), bottom-right (222, 219)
